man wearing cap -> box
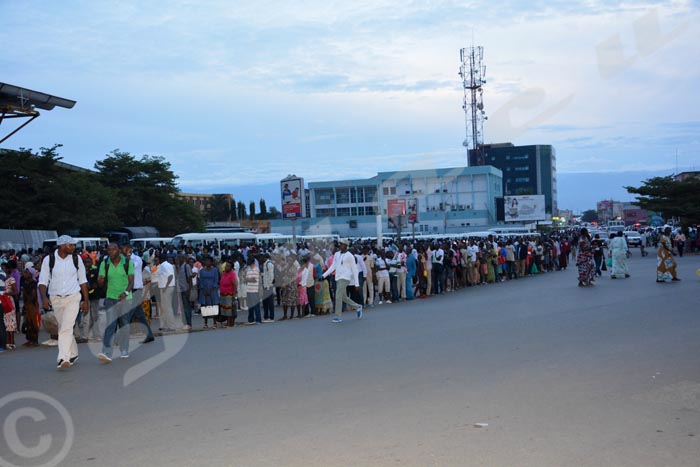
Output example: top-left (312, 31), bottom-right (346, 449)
top-left (322, 239), bottom-right (363, 323)
top-left (38, 235), bottom-right (90, 370)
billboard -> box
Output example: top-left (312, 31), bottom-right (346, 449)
top-left (281, 177), bottom-right (305, 219)
top-left (407, 198), bottom-right (418, 223)
top-left (387, 199), bottom-right (407, 230)
top-left (504, 195), bottom-right (546, 222)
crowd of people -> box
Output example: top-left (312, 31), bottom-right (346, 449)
top-left (0, 225), bottom-right (691, 369)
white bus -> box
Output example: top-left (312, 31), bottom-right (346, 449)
top-left (171, 232), bottom-right (257, 250)
top-left (130, 237), bottom-right (173, 250)
top-left (42, 237), bottom-right (109, 251)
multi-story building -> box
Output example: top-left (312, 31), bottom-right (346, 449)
top-left (470, 143), bottom-right (557, 215)
top-left (270, 166), bottom-right (503, 237)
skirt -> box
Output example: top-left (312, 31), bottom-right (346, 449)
top-left (219, 293), bottom-right (237, 317)
top-left (281, 284), bottom-right (298, 307)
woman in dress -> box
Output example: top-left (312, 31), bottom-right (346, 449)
top-left (609, 231), bottom-right (630, 279)
top-left (576, 228), bottom-right (596, 286)
top-left (314, 257), bottom-right (332, 315)
top-left (296, 256), bottom-right (309, 317)
top-left (657, 226), bottom-right (680, 282)
top-left (198, 257), bottom-right (221, 328)
top-left (279, 255), bottom-right (299, 320)
top-left (1, 263), bottom-right (17, 350)
top-left (219, 262), bottom-right (238, 327)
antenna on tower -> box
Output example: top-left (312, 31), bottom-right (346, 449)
top-left (459, 45), bottom-right (486, 166)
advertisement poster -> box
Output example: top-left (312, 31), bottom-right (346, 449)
top-left (504, 195), bottom-right (545, 222)
top-left (281, 177), bottom-right (305, 219)
top-left (387, 199), bottom-right (407, 230)
top-left (407, 198), bottom-right (418, 223)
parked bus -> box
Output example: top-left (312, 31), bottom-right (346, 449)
top-left (130, 237), bottom-right (173, 250)
top-left (42, 237), bottom-right (109, 252)
top-left (171, 232), bottom-right (256, 250)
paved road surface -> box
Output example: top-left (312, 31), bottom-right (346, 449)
top-left (1, 254), bottom-right (699, 466)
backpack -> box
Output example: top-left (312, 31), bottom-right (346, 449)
top-left (49, 252), bottom-right (80, 275)
top-left (102, 257), bottom-right (131, 290)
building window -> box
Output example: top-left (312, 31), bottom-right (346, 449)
top-left (350, 189), bottom-right (357, 203)
top-left (337, 208), bottom-right (351, 217)
top-left (365, 187), bottom-right (377, 202)
top-left (336, 188), bottom-right (350, 204)
top-left (365, 206), bottom-right (376, 215)
top-left (316, 208), bottom-right (334, 218)
top-left (514, 165), bottom-right (529, 171)
top-left (513, 155), bottom-right (529, 160)
top-left (351, 207), bottom-right (357, 216)
top-left (514, 177), bottom-right (530, 183)
top-left (315, 189), bottom-right (334, 204)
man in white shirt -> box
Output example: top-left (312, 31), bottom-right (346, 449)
top-left (261, 253), bottom-right (276, 322)
top-left (431, 244), bottom-right (445, 295)
top-left (322, 239), bottom-right (363, 323)
top-left (362, 248), bottom-right (375, 306)
top-left (154, 255), bottom-right (177, 332)
top-left (38, 235), bottom-right (90, 370)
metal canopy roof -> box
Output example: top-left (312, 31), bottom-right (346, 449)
top-left (0, 82), bottom-right (76, 111)
top-left (0, 82), bottom-right (76, 144)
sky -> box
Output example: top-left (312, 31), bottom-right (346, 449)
top-left (1, 0), bottom-right (699, 212)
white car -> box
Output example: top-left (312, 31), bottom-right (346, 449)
top-left (624, 232), bottom-right (642, 247)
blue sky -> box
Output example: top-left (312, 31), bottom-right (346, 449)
top-left (1, 1), bottom-right (698, 212)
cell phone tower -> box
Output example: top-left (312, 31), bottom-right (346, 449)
top-left (459, 46), bottom-right (487, 166)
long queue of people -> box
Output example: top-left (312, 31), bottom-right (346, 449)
top-left (1, 231), bottom-right (589, 367)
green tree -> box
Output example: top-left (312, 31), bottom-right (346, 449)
top-left (581, 209), bottom-right (598, 223)
top-left (230, 197), bottom-right (238, 221)
top-left (94, 149), bottom-right (204, 235)
top-left (208, 194), bottom-right (231, 222)
top-left (268, 206), bottom-right (281, 219)
top-left (0, 145), bottom-right (119, 234)
top-left (259, 198), bottom-right (268, 219)
top-left (626, 176), bottom-right (700, 224)
top-left (249, 201), bottom-right (256, 220)
top-left (237, 201), bottom-right (247, 220)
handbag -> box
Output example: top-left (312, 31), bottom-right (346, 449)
top-left (200, 305), bottom-right (219, 317)
top-left (605, 257), bottom-right (612, 268)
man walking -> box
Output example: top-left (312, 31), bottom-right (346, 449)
top-left (322, 239), bottom-right (362, 323)
top-left (154, 255), bottom-right (177, 332)
top-left (97, 243), bottom-right (134, 363)
top-left (38, 235), bottom-right (90, 370)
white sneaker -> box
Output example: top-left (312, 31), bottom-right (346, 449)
top-left (378, 301), bottom-right (383, 305)
top-left (386, 300), bottom-right (392, 304)
top-left (42, 339), bottom-right (59, 347)
top-left (97, 353), bottom-right (112, 364)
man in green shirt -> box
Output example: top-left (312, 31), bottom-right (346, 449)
top-left (96, 243), bottom-right (134, 363)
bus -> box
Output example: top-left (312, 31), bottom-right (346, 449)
top-left (171, 232), bottom-right (257, 250)
top-left (255, 233), bottom-right (293, 248)
top-left (130, 237), bottom-right (173, 250)
top-left (42, 237), bottom-right (109, 252)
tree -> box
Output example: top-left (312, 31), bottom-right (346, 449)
top-left (0, 145), bottom-right (120, 234)
top-left (237, 201), bottom-right (247, 220)
top-left (208, 194), bottom-right (231, 222)
top-left (581, 209), bottom-right (598, 223)
top-left (626, 176), bottom-right (700, 225)
top-left (94, 150), bottom-right (204, 234)
top-left (230, 197), bottom-right (237, 221)
top-left (259, 198), bottom-right (268, 219)
top-left (268, 206), bottom-right (282, 219)
top-left (249, 201), bottom-right (256, 220)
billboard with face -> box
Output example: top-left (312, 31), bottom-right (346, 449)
top-left (504, 195), bottom-right (546, 222)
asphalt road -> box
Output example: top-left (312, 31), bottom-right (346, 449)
top-left (1, 252), bottom-right (699, 467)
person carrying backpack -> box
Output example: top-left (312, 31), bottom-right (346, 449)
top-left (96, 243), bottom-right (135, 363)
top-left (38, 235), bottom-right (90, 370)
